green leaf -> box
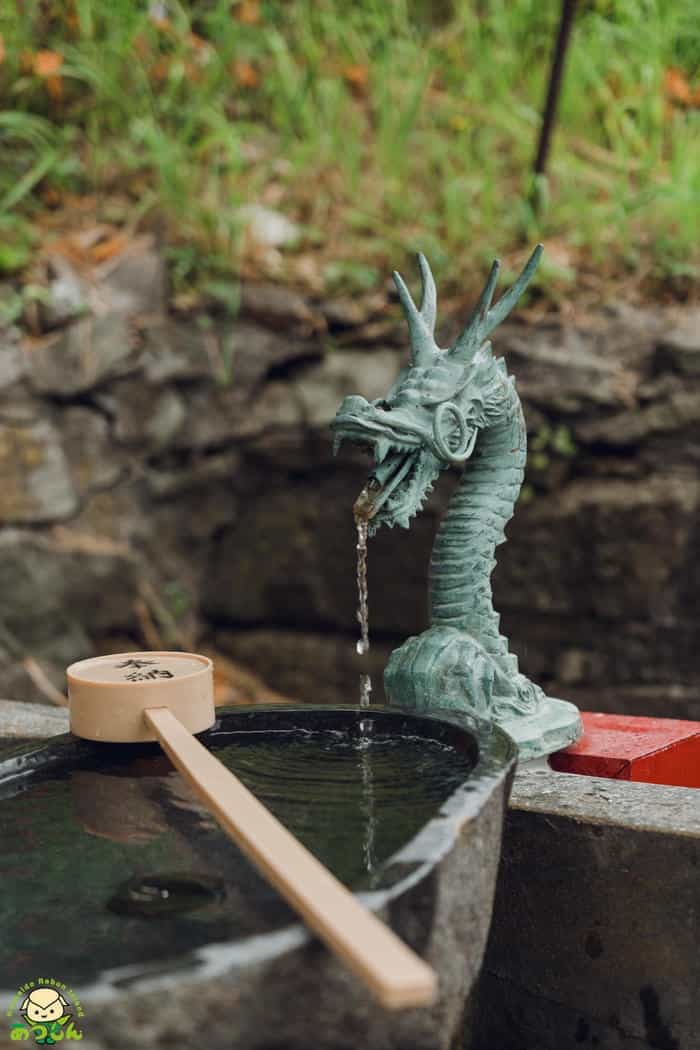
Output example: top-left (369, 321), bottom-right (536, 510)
top-left (0, 244), bottom-right (32, 275)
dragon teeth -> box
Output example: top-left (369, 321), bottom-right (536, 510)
top-left (375, 438), bottom-right (391, 463)
top-left (332, 435), bottom-right (343, 457)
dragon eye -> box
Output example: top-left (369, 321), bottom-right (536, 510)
top-left (375, 400), bottom-right (392, 411)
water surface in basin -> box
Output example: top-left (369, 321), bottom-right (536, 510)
top-left (0, 715), bottom-right (475, 989)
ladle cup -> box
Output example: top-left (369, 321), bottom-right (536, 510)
top-left (66, 651), bottom-right (438, 1010)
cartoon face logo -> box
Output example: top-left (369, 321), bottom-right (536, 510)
top-left (9, 979), bottom-right (83, 1045)
top-left (20, 987), bottom-right (69, 1026)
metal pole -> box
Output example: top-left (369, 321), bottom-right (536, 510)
top-left (533, 0), bottom-right (578, 179)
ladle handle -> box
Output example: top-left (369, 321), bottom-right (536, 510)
top-left (143, 706), bottom-right (438, 1010)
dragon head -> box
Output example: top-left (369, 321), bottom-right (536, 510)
top-left (332, 245), bottom-right (543, 532)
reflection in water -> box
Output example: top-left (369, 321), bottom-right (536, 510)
top-left (109, 873), bottom-right (227, 917)
top-left (71, 767), bottom-right (218, 843)
top-left (358, 724), bottom-right (376, 874)
top-left (71, 771), bottom-right (166, 844)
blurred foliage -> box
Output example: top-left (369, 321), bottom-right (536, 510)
top-left (0, 0), bottom-right (698, 300)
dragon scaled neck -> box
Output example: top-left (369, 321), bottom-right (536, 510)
top-left (430, 379), bottom-right (525, 670)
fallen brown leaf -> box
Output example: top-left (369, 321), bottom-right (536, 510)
top-left (232, 59), bottom-right (259, 88)
top-left (44, 225), bottom-right (108, 265)
top-left (30, 49), bottom-right (65, 101)
top-left (90, 233), bottom-right (128, 263)
top-left (34, 49), bottom-right (64, 78)
top-left (343, 63), bottom-right (369, 98)
top-left (235, 0), bottom-right (261, 25)
top-left (664, 67), bottom-right (692, 107)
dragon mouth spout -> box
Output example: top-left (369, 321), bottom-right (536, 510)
top-left (353, 449), bottom-right (417, 522)
top-left (332, 393), bottom-right (440, 531)
top-left (333, 396), bottom-right (479, 532)
top-left (332, 414), bottom-right (442, 533)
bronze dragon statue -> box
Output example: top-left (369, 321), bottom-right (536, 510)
top-left (332, 245), bottom-right (581, 759)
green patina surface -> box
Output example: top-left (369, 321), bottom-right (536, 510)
top-left (332, 246), bottom-right (581, 760)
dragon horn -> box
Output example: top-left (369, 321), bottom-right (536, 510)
top-left (392, 254), bottom-right (438, 367)
top-left (453, 259), bottom-right (500, 358)
top-left (481, 243), bottom-right (543, 337)
top-left (451, 244), bottom-right (544, 361)
top-left (416, 252), bottom-right (437, 333)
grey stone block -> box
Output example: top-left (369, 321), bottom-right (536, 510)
top-left (470, 769), bottom-right (700, 1050)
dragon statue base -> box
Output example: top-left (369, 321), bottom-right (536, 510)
top-left (384, 626), bottom-right (581, 761)
top-left (333, 245), bottom-right (581, 761)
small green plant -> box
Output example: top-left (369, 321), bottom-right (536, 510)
top-left (530, 423), bottom-right (578, 471)
top-left (0, 215), bottom-right (39, 275)
top-left (0, 280), bottom-right (51, 324)
top-left (163, 579), bottom-right (191, 622)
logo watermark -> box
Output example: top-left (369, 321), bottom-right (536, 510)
top-left (6, 978), bottom-right (84, 1044)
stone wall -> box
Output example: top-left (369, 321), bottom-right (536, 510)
top-left (1, 246), bottom-right (698, 717)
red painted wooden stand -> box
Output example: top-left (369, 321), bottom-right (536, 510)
top-left (550, 712), bottom-right (700, 788)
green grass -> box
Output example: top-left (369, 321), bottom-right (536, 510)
top-left (1, 0), bottom-right (699, 303)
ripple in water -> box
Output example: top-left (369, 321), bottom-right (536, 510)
top-left (214, 728), bottom-right (472, 887)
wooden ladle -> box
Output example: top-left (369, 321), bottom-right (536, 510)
top-left (67, 651), bottom-right (437, 1010)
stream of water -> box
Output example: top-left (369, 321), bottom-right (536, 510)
top-left (354, 514), bottom-right (374, 867)
top-left (355, 516), bottom-right (372, 708)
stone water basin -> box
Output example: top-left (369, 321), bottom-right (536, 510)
top-left (0, 704), bottom-right (515, 1050)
